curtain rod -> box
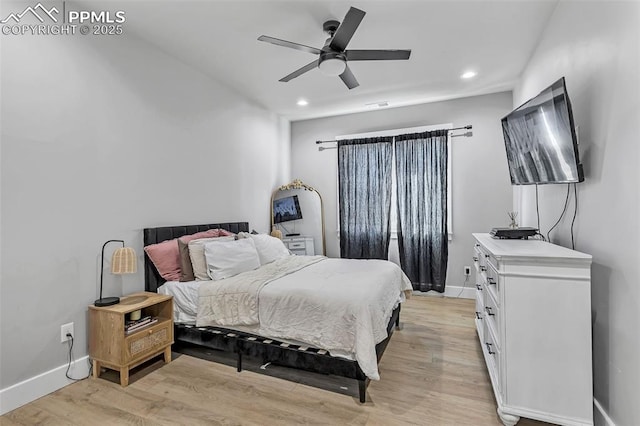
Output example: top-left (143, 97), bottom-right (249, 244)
top-left (315, 125), bottom-right (472, 144)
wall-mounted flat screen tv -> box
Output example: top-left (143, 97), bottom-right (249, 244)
top-left (273, 195), bottom-right (303, 223)
top-left (501, 77), bottom-right (584, 185)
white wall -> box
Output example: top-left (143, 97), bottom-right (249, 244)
top-left (0, 28), bottom-right (289, 407)
top-left (513, 2), bottom-right (640, 425)
top-left (290, 92), bottom-right (513, 294)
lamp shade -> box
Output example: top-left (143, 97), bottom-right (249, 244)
top-left (111, 247), bottom-right (137, 274)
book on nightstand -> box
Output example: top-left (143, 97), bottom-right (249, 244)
top-left (125, 316), bottom-right (158, 333)
top-left (125, 315), bottom-right (151, 328)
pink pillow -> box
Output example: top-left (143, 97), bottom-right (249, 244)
top-left (181, 229), bottom-right (226, 244)
top-left (218, 229), bottom-right (235, 237)
top-left (144, 239), bottom-right (181, 281)
top-left (145, 229), bottom-right (235, 282)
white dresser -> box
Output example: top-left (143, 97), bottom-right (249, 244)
top-left (473, 233), bottom-right (593, 426)
top-left (282, 236), bottom-right (315, 256)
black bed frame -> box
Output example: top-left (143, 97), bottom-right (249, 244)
top-left (143, 222), bottom-right (400, 403)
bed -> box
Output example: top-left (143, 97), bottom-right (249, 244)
top-left (143, 222), bottom-right (411, 402)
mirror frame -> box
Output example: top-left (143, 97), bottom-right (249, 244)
top-left (270, 179), bottom-right (326, 256)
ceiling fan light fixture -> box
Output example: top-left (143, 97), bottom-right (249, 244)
top-left (319, 58), bottom-right (346, 76)
top-left (318, 52), bottom-right (347, 77)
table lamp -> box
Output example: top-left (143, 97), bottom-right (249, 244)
top-left (95, 240), bottom-right (137, 307)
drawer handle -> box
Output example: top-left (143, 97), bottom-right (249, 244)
top-left (475, 244), bottom-right (480, 248)
top-left (485, 342), bottom-right (495, 355)
top-left (485, 254), bottom-right (490, 259)
top-left (475, 284), bottom-right (482, 291)
top-left (472, 256), bottom-right (478, 262)
top-left (485, 307), bottom-right (495, 316)
top-left (480, 266), bottom-right (487, 272)
top-left (475, 311), bottom-right (482, 320)
top-left (487, 278), bottom-right (496, 285)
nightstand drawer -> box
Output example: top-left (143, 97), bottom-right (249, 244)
top-left (125, 319), bottom-right (172, 362)
top-left (281, 236), bottom-right (315, 255)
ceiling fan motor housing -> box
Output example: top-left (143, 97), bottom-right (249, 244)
top-left (323, 20), bottom-right (340, 36)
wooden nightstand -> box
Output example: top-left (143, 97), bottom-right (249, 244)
top-left (88, 291), bottom-right (174, 386)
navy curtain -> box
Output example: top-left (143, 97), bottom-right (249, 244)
top-left (395, 130), bottom-right (449, 292)
top-left (338, 137), bottom-right (393, 259)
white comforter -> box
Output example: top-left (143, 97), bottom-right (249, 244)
top-left (197, 255), bottom-right (324, 326)
top-left (196, 256), bottom-right (412, 380)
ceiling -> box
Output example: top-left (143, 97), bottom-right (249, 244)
top-left (106, 1), bottom-right (558, 121)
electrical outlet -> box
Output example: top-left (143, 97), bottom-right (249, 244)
top-left (61, 322), bottom-right (74, 343)
top-left (464, 266), bottom-right (471, 276)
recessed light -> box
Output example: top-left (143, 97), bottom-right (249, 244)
top-left (297, 99), bottom-right (309, 106)
top-left (461, 71), bottom-right (477, 79)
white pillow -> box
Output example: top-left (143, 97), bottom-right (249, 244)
top-left (188, 236), bottom-right (236, 280)
top-left (204, 238), bottom-right (261, 280)
top-left (245, 233), bottom-right (291, 265)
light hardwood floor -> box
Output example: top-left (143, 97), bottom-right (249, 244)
top-left (2, 296), bottom-right (550, 425)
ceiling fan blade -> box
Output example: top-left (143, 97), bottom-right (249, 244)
top-left (330, 7), bottom-right (366, 52)
top-left (258, 35), bottom-right (322, 55)
top-left (346, 49), bottom-right (412, 61)
top-left (279, 59), bottom-right (319, 82)
top-left (339, 65), bottom-right (359, 90)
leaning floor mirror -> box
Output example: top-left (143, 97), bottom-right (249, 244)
top-left (270, 179), bottom-right (326, 256)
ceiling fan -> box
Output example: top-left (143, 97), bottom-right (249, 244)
top-left (257, 6), bottom-right (411, 90)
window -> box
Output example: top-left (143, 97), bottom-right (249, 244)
top-left (336, 124), bottom-right (453, 240)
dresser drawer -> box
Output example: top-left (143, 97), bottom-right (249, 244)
top-left (125, 320), bottom-right (172, 362)
top-left (483, 321), bottom-right (501, 393)
top-left (483, 289), bottom-right (500, 348)
top-left (475, 279), bottom-right (484, 312)
top-left (474, 244), bottom-right (487, 272)
top-left (288, 241), bottom-right (306, 250)
top-left (485, 262), bottom-right (499, 305)
top-left (475, 290), bottom-right (485, 341)
top-left (473, 244), bottom-right (482, 271)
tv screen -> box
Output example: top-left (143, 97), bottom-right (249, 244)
top-left (273, 195), bottom-right (303, 224)
top-left (501, 77), bottom-right (584, 185)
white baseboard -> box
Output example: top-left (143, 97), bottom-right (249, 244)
top-left (0, 356), bottom-right (90, 415)
top-left (444, 284), bottom-right (475, 299)
top-left (594, 398), bottom-right (615, 426)
top-left (412, 285), bottom-right (475, 299)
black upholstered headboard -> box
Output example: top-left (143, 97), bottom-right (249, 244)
top-left (143, 222), bottom-right (249, 293)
